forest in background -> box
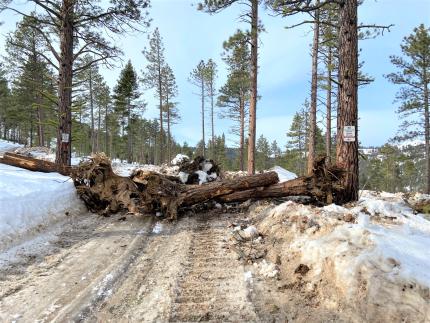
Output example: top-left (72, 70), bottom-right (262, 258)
top-left (0, 1), bottom-right (428, 195)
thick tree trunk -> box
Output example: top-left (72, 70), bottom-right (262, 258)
top-left (239, 95), bottom-right (245, 172)
top-left (336, 0), bottom-right (359, 203)
top-left (308, 4), bottom-right (320, 175)
top-left (55, 0), bottom-right (74, 167)
top-left (247, 0), bottom-right (258, 175)
top-left (326, 47), bottom-right (332, 165)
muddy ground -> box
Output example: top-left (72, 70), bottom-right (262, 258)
top-left (0, 207), bottom-right (350, 323)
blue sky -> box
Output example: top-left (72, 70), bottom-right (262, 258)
top-left (1, 0), bottom-right (429, 148)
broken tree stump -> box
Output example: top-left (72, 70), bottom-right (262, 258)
top-left (0, 152), bottom-right (71, 175)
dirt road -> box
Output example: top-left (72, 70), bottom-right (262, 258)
top-left (0, 211), bottom-right (269, 322)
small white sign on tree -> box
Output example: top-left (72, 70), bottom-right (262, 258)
top-left (62, 133), bottom-right (70, 143)
top-left (343, 126), bottom-right (355, 142)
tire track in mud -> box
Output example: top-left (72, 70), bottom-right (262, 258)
top-left (168, 215), bottom-right (258, 322)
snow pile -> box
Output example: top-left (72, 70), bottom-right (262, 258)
top-left (251, 193), bottom-right (430, 321)
top-left (171, 154), bottom-right (189, 166)
top-left (269, 166), bottom-right (297, 182)
top-left (254, 260), bottom-right (279, 279)
top-left (177, 157), bottom-right (219, 185)
top-left (0, 164), bottom-right (85, 250)
top-left (0, 139), bottom-right (22, 155)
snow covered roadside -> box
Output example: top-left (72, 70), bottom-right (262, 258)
top-left (0, 164), bottom-right (85, 250)
top-left (248, 191), bottom-right (430, 322)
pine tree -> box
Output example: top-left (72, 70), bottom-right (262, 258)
top-left (189, 60), bottom-right (207, 157)
top-left (256, 134), bottom-right (271, 170)
top-left (161, 64), bottom-right (180, 165)
top-left (142, 28), bottom-right (167, 164)
top-left (205, 59), bottom-right (217, 159)
top-left (218, 30), bottom-right (251, 171)
top-left (386, 24), bottom-right (430, 193)
top-left (198, 0), bottom-right (260, 174)
top-left (113, 61), bottom-right (141, 163)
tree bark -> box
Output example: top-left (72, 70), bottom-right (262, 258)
top-left (239, 95), bottom-right (245, 171)
top-left (308, 3), bottom-right (320, 175)
top-left (157, 46), bottom-right (164, 165)
top-left (89, 66), bottom-right (96, 154)
top-left (247, 0), bottom-right (258, 175)
top-left (424, 68), bottom-right (429, 194)
top-left (55, 0), bottom-right (74, 167)
top-left (336, 0), bottom-right (359, 203)
top-left (326, 47), bottom-right (332, 165)
top-left (167, 91), bottom-right (171, 166)
top-left (0, 152), bottom-right (70, 175)
top-left (201, 75), bottom-right (206, 157)
top-left (210, 70), bottom-right (215, 160)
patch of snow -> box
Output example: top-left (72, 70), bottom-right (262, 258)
top-left (255, 260), bottom-right (279, 279)
top-left (269, 166), bottom-right (297, 182)
top-left (244, 271), bottom-right (253, 283)
top-left (242, 226), bottom-right (259, 239)
top-left (171, 154), bottom-right (189, 165)
top-left (0, 164), bottom-right (85, 250)
top-left (0, 139), bottom-right (22, 155)
top-left (178, 171), bottom-right (189, 184)
top-left (195, 170), bottom-right (209, 185)
top-left (152, 222), bottom-right (163, 234)
top-left (201, 161), bottom-right (213, 173)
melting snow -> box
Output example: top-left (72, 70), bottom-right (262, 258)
top-left (269, 166), bottom-right (297, 182)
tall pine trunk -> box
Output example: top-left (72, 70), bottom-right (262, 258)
top-left (55, 0), bottom-right (74, 167)
top-left (89, 67), bottom-right (95, 154)
top-left (96, 102), bottom-right (101, 152)
top-left (247, 0), bottom-right (258, 175)
top-left (239, 95), bottom-right (245, 172)
top-left (424, 68), bottom-right (429, 194)
top-left (157, 48), bottom-right (164, 165)
top-left (308, 3), bottom-right (320, 175)
top-left (104, 104), bottom-right (109, 155)
top-left (201, 76), bottom-right (205, 157)
top-left (210, 72), bottom-right (215, 160)
top-left (326, 47), bottom-right (332, 165)
top-left (127, 99), bottom-right (132, 162)
top-left (336, 0), bottom-right (359, 202)
top-left (167, 96), bottom-right (171, 166)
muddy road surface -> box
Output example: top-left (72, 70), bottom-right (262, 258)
top-left (0, 211), bottom-right (280, 322)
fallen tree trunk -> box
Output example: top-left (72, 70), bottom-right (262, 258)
top-left (0, 152), bottom-right (71, 175)
top-left (218, 158), bottom-right (343, 204)
top-left (72, 154), bottom-right (344, 219)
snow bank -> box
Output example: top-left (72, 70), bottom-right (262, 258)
top-left (0, 164), bottom-right (85, 250)
top-left (0, 139), bottom-right (22, 155)
top-left (252, 192), bottom-right (430, 321)
top-left (269, 166), bottom-right (297, 182)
